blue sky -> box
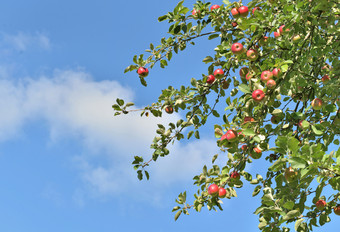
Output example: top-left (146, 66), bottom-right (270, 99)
top-left (0, 0), bottom-right (338, 231)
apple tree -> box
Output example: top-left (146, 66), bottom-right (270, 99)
top-left (113, 0), bottom-right (340, 231)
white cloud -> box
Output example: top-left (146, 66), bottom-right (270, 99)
top-left (0, 69), bottom-right (222, 200)
top-left (0, 31), bottom-right (51, 52)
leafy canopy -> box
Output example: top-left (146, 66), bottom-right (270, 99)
top-left (114, 0), bottom-right (340, 231)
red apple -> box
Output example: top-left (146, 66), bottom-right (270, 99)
top-left (231, 8), bottom-right (240, 18)
top-left (208, 184), bottom-right (219, 197)
top-left (316, 200), bottom-right (327, 210)
top-left (279, 25), bottom-right (289, 34)
top-left (165, 105), bottom-right (174, 114)
top-left (252, 7), bottom-right (261, 15)
top-left (252, 89), bottom-right (265, 102)
top-left (266, 79), bottom-right (276, 89)
top-left (214, 69), bottom-right (224, 78)
top-left (241, 145), bottom-right (248, 151)
top-left (231, 43), bottom-right (244, 55)
top-left (239, 67), bottom-right (249, 79)
top-left (251, 147), bottom-right (262, 159)
top-left (334, 205), bottom-right (340, 216)
top-left (261, 70), bottom-right (273, 82)
top-left (321, 75), bottom-right (330, 83)
top-left (244, 116), bottom-right (255, 123)
top-left (259, 36), bottom-right (268, 46)
top-left (238, 6), bottom-right (249, 17)
top-left (246, 49), bottom-right (258, 61)
top-left (225, 129), bottom-right (238, 142)
top-left (192, 9), bottom-right (200, 17)
top-left (246, 72), bottom-right (253, 81)
top-left (231, 21), bottom-right (238, 27)
top-left (211, 4), bottom-right (220, 11)
top-left (298, 120), bottom-right (308, 129)
top-left (311, 98), bottom-right (323, 110)
top-left (206, 75), bottom-right (215, 84)
top-left (137, 67), bottom-right (149, 77)
top-left (230, 171), bottom-right (240, 180)
top-left (218, 187), bottom-right (227, 198)
top-left (272, 68), bottom-right (281, 78)
top-left (274, 31), bottom-right (281, 38)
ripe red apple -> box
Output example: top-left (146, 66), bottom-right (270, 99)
top-left (251, 147), bottom-right (262, 159)
top-left (137, 67), bottom-right (149, 77)
top-left (272, 68), bottom-right (281, 78)
top-left (246, 72), bottom-right (253, 81)
top-left (231, 43), bottom-right (244, 55)
top-left (231, 21), bottom-right (238, 27)
top-left (246, 49), bottom-right (258, 61)
top-left (244, 116), bottom-right (254, 123)
top-left (261, 70), bottom-right (273, 82)
top-left (208, 184), bottom-right (219, 197)
top-left (165, 105), bottom-right (174, 114)
top-left (192, 9), bottom-right (200, 17)
top-left (274, 31), bottom-right (281, 38)
top-left (210, 4), bottom-right (220, 11)
top-left (321, 75), bottom-right (330, 83)
top-left (334, 205), bottom-right (340, 216)
top-left (231, 8), bottom-right (240, 18)
top-left (266, 79), bottom-right (276, 89)
top-left (316, 200), bottom-right (327, 210)
top-left (252, 89), bottom-right (265, 102)
top-left (218, 187), bottom-right (227, 198)
top-left (259, 36), bottom-right (268, 46)
top-left (279, 25), bottom-right (289, 34)
top-left (311, 98), bottom-right (323, 110)
top-left (225, 129), bottom-right (238, 142)
top-left (214, 69), bottom-right (224, 78)
top-left (239, 67), bottom-right (249, 79)
top-left (206, 75), bottom-right (215, 84)
top-left (230, 171), bottom-right (240, 180)
top-left (241, 145), bottom-right (248, 151)
top-left (284, 167), bottom-right (298, 182)
top-left (238, 6), bottom-right (249, 17)
top-left (252, 7), bottom-right (261, 15)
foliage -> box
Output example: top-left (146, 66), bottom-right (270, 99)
top-left (114, 0), bottom-right (340, 231)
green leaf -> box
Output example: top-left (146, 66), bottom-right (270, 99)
top-left (295, 218), bottom-right (304, 231)
top-left (208, 34), bottom-right (219, 40)
top-left (252, 185), bottom-right (262, 197)
top-left (202, 56), bottom-right (214, 64)
top-left (311, 125), bottom-right (323, 135)
top-left (137, 170), bottom-right (143, 180)
top-left (195, 131), bottom-right (200, 139)
top-left (125, 102), bottom-right (134, 107)
top-left (289, 157), bottom-right (307, 169)
top-left (158, 15), bottom-right (167, 22)
top-left (288, 137), bottom-right (299, 154)
top-left (144, 170), bottom-right (150, 180)
top-left (282, 209), bottom-right (300, 221)
top-left (281, 64), bottom-right (289, 72)
top-left (116, 98), bottom-right (124, 106)
top-left (174, 210), bottom-right (182, 221)
top-left (283, 201), bottom-right (295, 210)
top-left (238, 84), bottom-right (251, 93)
top-left (242, 129), bottom-right (256, 136)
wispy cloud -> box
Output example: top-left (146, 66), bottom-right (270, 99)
top-left (0, 31), bottom-right (51, 52)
